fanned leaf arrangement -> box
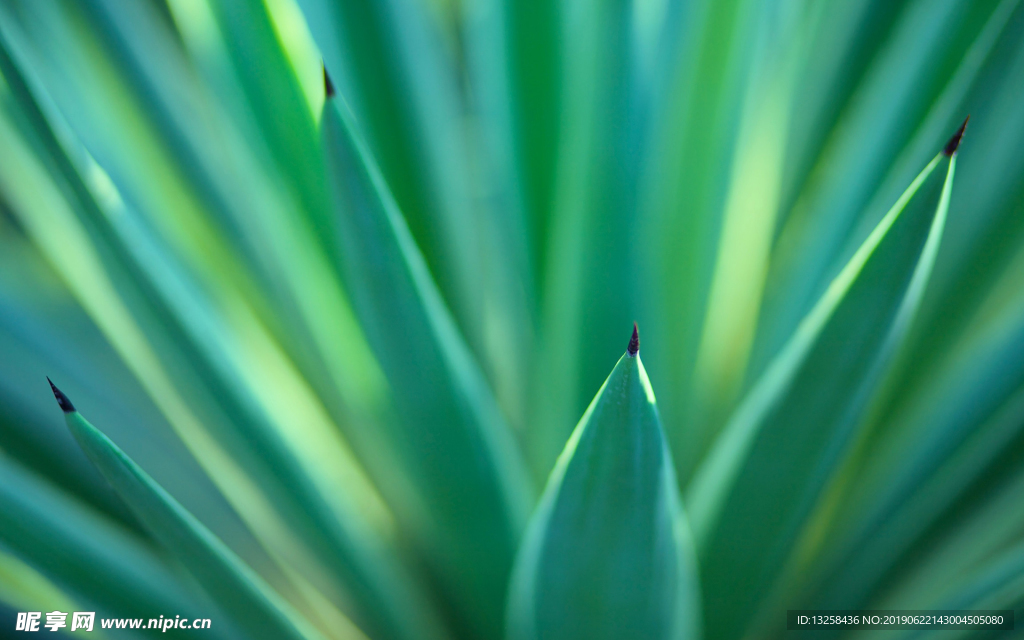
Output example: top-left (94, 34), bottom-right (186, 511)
top-left (1, 0), bottom-right (1024, 639)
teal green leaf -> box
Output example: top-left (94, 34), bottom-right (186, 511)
top-left (296, 0), bottom-right (492, 361)
top-left (0, 27), bottom-right (435, 640)
top-left (506, 333), bottom-right (700, 640)
top-left (0, 454), bottom-right (233, 636)
top-left (532, 0), bottom-right (688, 482)
top-left (687, 133), bottom-right (960, 640)
top-left (491, 0), bottom-right (560, 280)
top-left (750, 0), bottom-right (1002, 379)
top-left (321, 95), bottom-right (533, 639)
top-left (51, 385), bottom-right (332, 640)
top-left (869, 465), bottom-right (1024, 616)
top-left (803, 270), bottom-right (1024, 611)
top-left (458, 0), bottom-right (538, 431)
top-left (299, 0), bottom-right (537, 442)
top-left (203, 0), bottom-right (329, 234)
top-left (637, 0), bottom-right (781, 480)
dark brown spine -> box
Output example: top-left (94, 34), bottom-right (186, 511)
top-left (324, 65), bottom-right (336, 99)
top-left (627, 323), bottom-right (640, 357)
top-left (47, 377), bottom-right (75, 413)
top-left (943, 116), bottom-right (970, 157)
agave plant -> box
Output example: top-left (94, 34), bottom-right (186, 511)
top-left (2, 0), bottom-right (1024, 638)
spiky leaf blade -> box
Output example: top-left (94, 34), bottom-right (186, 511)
top-left (506, 331), bottom-right (700, 640)
top-left (321, 95), bottom-right (533, 638)
top-left (49, 383), bottom-right (335, 640)
top-left (0, 455), bottom-right (230, 633)
top-left (0, 28), bottom-right (436, 640)
top-left (688, 127), bottom-right (961, 639)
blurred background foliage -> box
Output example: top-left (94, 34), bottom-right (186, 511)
top-left (0, 0), bottom-right (1024, 637)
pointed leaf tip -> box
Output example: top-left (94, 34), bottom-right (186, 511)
top-left (323, 65), bottom-right (335, 99)
top-left (628, 323), bottom-right (640, 356)
top-left (506, 347), bottom-right (700, 640)
top-left (943, 115), bottom-right (969, 156)
top-left (46, 377), bottom-right (75, 413)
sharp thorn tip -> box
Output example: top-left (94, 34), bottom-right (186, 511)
top-left (47, 377), bottom-right (75, 413)
top-left (323, 64), bottom-right (336, 99)
top-left (943, 115), bottom-right (969, 156)
top-left (628, 322), bottom-right (640, 356)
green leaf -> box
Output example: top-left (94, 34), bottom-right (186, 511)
top-left (321, 95), bottom-right (533, 639)
top-left (637, 0), bottom-right (781, 479)
top-left (803, 272), bottom-right (1024, 610)
top-left (750, 0), bottom-right (1000, 379)
top-left (532, 0), bottom-right (688, 481)
top-left (303, 0), bottom-right (538, 444)
top-left (880, 11), bottom-right (1024, 415)
top-left (0, 454), bottom-right (228, 634)
top-left (681, 0), bottom-right (827, 467)
top-left (202, 0), bottom-right (328, 233)
top-left (687, 132), bottom-right (960, 639)
top-left (488, 0), bottom-right (560, 281)
top-left (0, 550), bottom-right (83, 627)
top-left (924, 542), bottom-right (1024, 615)
top-left (870, 465), bottom-right (1024, 614)
top-left (296, 0), bottom-right (493, 362)
top-left (458, 0), bottom-right (538, 432)
top-left (0, 28), bottom-right (436, 640)
top-left (506, 331), bottom-right (700, 640)
top-left (49, 383), bottom-right (333, 640)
